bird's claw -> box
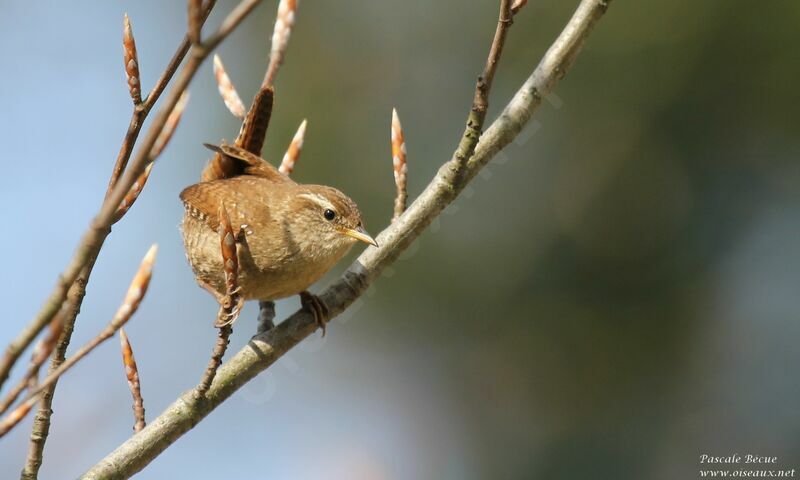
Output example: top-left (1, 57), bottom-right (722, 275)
top-left (300, 291), bottom-right (329, 337)
top-left (215, 294), bottom-right (244, 327)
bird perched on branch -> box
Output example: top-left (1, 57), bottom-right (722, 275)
top-left (180, 142), bottom-right (377, 332)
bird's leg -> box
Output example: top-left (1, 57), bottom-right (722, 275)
top-left (299, 291), bottom-right (329, 337)
top-left (257, 301), bottom-right (276, 334)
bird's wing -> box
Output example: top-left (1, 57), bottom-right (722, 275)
top-left (180, 176), bottom-right (274, 232)
top-left (203, 143), bottom-right (293, 185)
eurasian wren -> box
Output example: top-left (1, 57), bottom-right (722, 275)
top-left (180, 143), bottom-right (377, 330)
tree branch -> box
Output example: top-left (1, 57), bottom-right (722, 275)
top-left (81, 1), bottom-right (613, 477)
top-left (0, 1), bottom-right (219, 397)
top-left (3, 0), bottom-right (262, 392)
top-left (0, 246), bottom-right (158, 438)
top-left (0, 312), bottom-right (64, 417)
top-left (465, 0), bottom-right (610, 180)
top-left (452, 0), bottom-right (513, 173)
top-left (108, 2), bottom-right (216, 199)
top-left (21, 256), bottom-right (97, 480)
top-left (17, 5), bottom-right (217, 477)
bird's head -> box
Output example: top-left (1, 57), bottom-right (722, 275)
top-left (289, 185), bottom-right (377, 256)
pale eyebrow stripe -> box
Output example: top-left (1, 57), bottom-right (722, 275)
top-left (298, 193), bottom-right (336, 212)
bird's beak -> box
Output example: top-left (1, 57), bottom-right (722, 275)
top-left (342, 226), bottom-right (378, 247)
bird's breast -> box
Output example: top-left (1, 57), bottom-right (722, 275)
top-left (181, 211), bottom-right (353, 301)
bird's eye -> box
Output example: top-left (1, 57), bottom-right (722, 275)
top-left (323, 209), bottom-right (336, 221)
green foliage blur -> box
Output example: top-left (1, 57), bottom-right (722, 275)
top-left (229, 1), bottom-right (798, 477)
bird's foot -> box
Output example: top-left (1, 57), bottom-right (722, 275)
top-left (300, 291), bottom-right (329, 337)
top-left (215, 292), bottom-right (244, 327)
top-left (197, 278), bottom-right (243, 327)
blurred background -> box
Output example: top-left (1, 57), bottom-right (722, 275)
top-left (1, 0), bottom-right (799, 478)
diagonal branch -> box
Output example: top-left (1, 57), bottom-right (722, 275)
top-left (14, 2), bottom-right (260, 477)
top-left (0, 313), bottom-right (64, 417)
top-left (108, 2), bottom-right (216, 198)
top-left (0, 246), bottom-right (157, 438)
top-left (19, 8), bottom-right (209, 476)
top-left (0, 1), bottom-right (218, 398)
top-left (81, 1), bottom-right (613, 477)
top-left (0, 0), bottom-right (263, 399)
top-left (21, 255), bottom-right (99, 480)
top-left (114, 92), bottom-right (190, 223)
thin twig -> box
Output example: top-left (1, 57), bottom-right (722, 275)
top-left (21, 255), bottom-right (98, 480)
top-left (207, 0), bottom-right (299, 179)
top-left (452, 0), bottom-right (513, 174)
top-left (0, 0), bottom-right (258, 404)
top-left (213, 55), bottom-right (246, 119)
top-left (113, 163), bottom-right (154, 224)
top-left (28, 244), bottom-right (157, 401)
top-left (196, 206), bottom-right (241, 396)
top-left (391, 108), bottom-right (408, 221)
top-left (114, 92), bottom-right (190, 222)
top-left (202, 0), bottom-right (265, 52)
top-left (108, 1), bottom-right (216, 197)
top-left (0, 246), bottom-right (158, 438)
top-left (119, 328), bottom-right (146, 433)
top-left (0, 1), bottom-right (218, 397)
top-left (83, 1), bottom-right (613, 476)
top-left (206, 0), bottom-right (299, 180)
top-left (19, 13), bottom-right (209, 472)
top-left (231, 0), bottom-right (301, 170)
top-left (279, 119), bottom-right (307, 175)
top-left (123, 14), bottom-right (142, 105)
top-left (0, 312), bottom-right (64, 416)
top-left (19, 23), bottom-right (206, 480)
top-left (150, 91), bottom-right (191, 160)
top-left (189, 0), bottom-right (204, 45)
top-left (0, 400), bottom-right (35, 441)
top-left (195, 325), bottom-right (233, 398)
top-left (263, 0), bottom-right (299, 88)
